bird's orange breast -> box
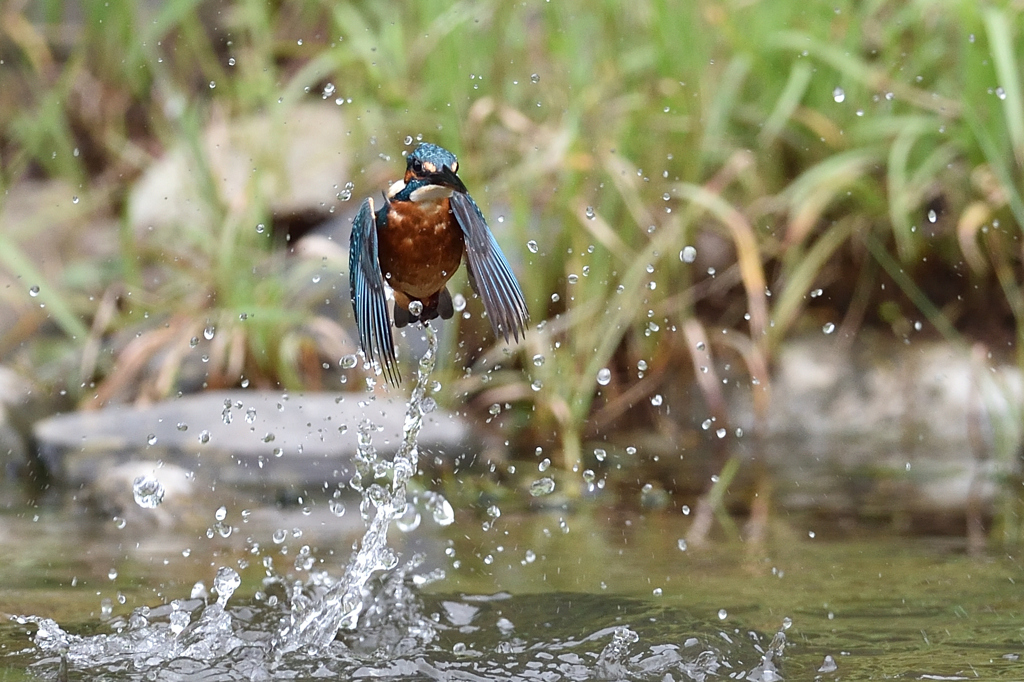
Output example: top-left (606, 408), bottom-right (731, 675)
top-left (378, 198), bottom-right (465, 300)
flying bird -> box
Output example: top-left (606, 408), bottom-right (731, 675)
top-left (349, 143), bottom-right (529, 384)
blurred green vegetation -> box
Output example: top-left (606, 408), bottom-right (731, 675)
top-left (1, 1), bottom-right (1023, 492)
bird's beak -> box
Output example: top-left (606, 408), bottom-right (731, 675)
top-left (434, 165), bottom-right (468, 194)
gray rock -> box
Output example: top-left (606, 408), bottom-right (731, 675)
top-left (751, 336), bottom-right (1024, 520)
top-left (34, 390), bottom-right (477, 493)
top-left (127, 104), bottom-right (349, 236)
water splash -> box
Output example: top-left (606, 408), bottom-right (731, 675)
top-left (275, 324), bottom-right (440, 653)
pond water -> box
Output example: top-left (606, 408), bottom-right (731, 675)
top-left (1, 497), bottom-right (1023, 680)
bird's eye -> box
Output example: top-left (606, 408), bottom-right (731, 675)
top-left (411, 159), bottom-right (423, 173)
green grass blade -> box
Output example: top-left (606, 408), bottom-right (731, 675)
top-left (0, 233), bottom-right (90, 341)
top-left (759, 60), bottom-right (813, 147)
top-left (984, 7), bottom-right (1024, 168)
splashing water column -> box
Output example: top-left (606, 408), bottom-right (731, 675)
top-left (276, 325), bottom-right (439, 653)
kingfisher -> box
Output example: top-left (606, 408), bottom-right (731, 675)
top-left (348, 142), bottom-right (529, 385)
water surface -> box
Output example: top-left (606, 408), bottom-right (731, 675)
top-left (2, 496), bottom-right (1022, 680)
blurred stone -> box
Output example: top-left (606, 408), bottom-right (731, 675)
top-left (34, 390), bottom-right (477, 495)
top-left (617, 335), bottom-right (1023, 529)
top-left (751, 335), bottom-right (1023, 527)
top-left (128, 104), bottom-right (349, 236)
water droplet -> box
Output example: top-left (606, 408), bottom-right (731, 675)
top-left (408, 300), bottom-right (423, 317)
top-left (108, 568), bottom-right (118, 581)
top-left (203, 326), bottom-right (215, 340)
top-left (680, 245), bottom-right (697, 263)
top-left (594, 448), bottom-right (606, 462)
top-left (132, 475), bottom-right (165, 508)
top-left (677, 538), bottom-right (687, 551)
top-left (189, 336), bottom-right (199, 348)
top-left (340, 354), bottom-right (358, 369)
top-left (426, 493), bottom-right (455, 526)
top-left (72, 196), bottom-right (79, 204)
top-left (28, 286), bottom-right (40, 297)
top-left (597, 368), bottom-right (612, 385)
top-left (822, 322), bottom-right (836, 334)
top-left (530, 73), bottom-right (540, 83)
top-left (810, 288), bottom-right (823, 298)
top-left (927, 209), bottom-right (937, 223)
top-left (255, 223), bottom-right (265, 234)
top-left (818, 655), bottom-right (838, 673)
top-left (452, 293), bottom-right (467, 312)
top-left (532, 354), bottom-right (545, 366)
top-left (209, 80), bottom-right (216, 89)
top-left (396, 505), bottom-right (421, 532)
top-left (716, 427), bottom-right (726, 438)
top-left (651, 394), bottom-right (663, 406)
top-left (832, 86), bottom-right (845, 103)
top-left (198, 430), bottom-right (211, 444)
top-left (213, 566), bottom-right (241, 606)
top-left (997, 86), bottom-right (1007, 100)
top-left (585, 206), bottom-right (596, 220)
top-left (338, 181), bottom-right (355, 202)
top-left (567, 273), bottom-right (579, 284)
top-left (538, 458), bottom-right (551, 472)
top-left (227, 57), bottom-right (236, 66)
top-left (329, 499), bottom-right (346, 517)
top-left (530, 477), bottom-right (556, 496)
top-left (245, 407), bottom-right (257, 424)
top-left (527, 239), bottom-right (539, 253)
top-left (718, 608), bottom-right (728, 620)
top-left (146, 434), bottom-right (157, 446)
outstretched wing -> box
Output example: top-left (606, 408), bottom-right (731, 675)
top-left (349, 197), bottom-right (400, 385)
top-left (450, 192), bottom-right (529, 343)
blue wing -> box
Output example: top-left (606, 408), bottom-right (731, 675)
top-left (349, 197), bottom-right (401, 385)
top-left (450, 192), bottom-right (529, 343)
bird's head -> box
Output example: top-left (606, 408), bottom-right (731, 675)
top-left (403, 143), bottom-right (467, 194)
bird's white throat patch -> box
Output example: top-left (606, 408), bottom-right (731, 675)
top-left (409, 184), bottom-right (454, 203)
